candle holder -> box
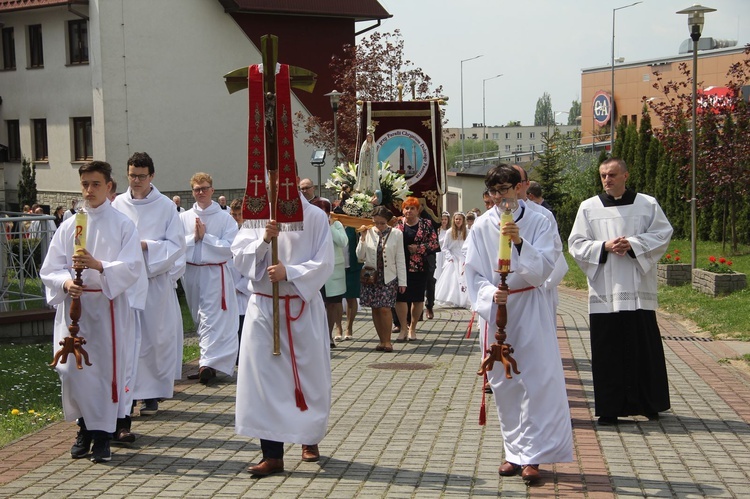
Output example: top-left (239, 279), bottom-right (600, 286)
top-left (51, 209), bottom-right (91, 370)
top-left (50, 262), bottom-right (92, 369)
top-left (477, 197), bottom-right (520, 379)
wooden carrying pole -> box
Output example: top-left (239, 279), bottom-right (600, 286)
top-left (261, 35), bottom-right (282, 356)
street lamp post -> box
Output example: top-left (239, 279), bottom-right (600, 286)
top-left (325, 90), bottom-right (343, 192)
top-left (677, 3), bottom-right (716, 269)
top-left (482, 74), bottom-right (503, 164)
top-left (460, 55), bottom-right (483, 170)
top-left (611, 1), bottom-right (642, 154)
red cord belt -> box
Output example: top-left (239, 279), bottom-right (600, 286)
top-left (253, 292), bottom-right (309, 411)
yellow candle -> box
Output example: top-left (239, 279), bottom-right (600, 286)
top-left (74, 210), bottom-right (87, 253)
top-left (498, 209), bottom-right (513, 272)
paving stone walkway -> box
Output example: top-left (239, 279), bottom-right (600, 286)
top-left (1, 287), bottom-right (749, 498)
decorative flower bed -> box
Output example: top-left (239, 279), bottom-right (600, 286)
top-left (692, 268), bottom-right (747, 297)
top-left (657, 263), bottom-right (692, 286)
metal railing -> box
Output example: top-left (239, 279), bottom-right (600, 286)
top-left (0, 212), bottom-right (56, 312)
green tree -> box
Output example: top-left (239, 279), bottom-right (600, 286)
top-left (534, 92), bottom-right (554, 127)
top-left (506, 120), bottom-right (521, 127)
top-left (567, 100), bottom-right (581, 125)
top-left (296, 30), bottom-right (444, 163)
top-left (17, 156), bottom-right (37, 208)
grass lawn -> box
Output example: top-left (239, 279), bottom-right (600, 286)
top-left (0, 292), bottom-right (199, 448)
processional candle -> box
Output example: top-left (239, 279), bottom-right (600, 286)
top-left (74, 209), bottom-right (87, 254)
top-left (497, 206), bottom-right (513, 273)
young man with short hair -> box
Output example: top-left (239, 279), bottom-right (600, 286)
top-left (41, 161), bottom-right (146, 463)
top-left (112, 152), bottom-right (186, 426)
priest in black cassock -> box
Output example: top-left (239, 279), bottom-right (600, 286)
top-left (568, 158), bottom-right (673, 425)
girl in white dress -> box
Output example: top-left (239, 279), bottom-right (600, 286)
top-left (435, 212), bottom-right (470, 308)
top-left (434, 212), bottom-right (450, 283)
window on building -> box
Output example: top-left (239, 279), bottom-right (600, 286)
top-left (28, 24), bottom-right (43, 68)
top-left (541, 131), bottom-right (548, 139)
top-left (32, 119), bottom-right (48, 161)
top-left (2, 27), bottom-right (16, 70)
top-left (6, 120), bottom-right (21, 161)
top-left (68, 20), bottom-right (88, 65)
top-left (515, 144), bottom-right (523, 152)
top-left (631, 114), bottom-right (637, 125)
top-left (530, 144), bottom-right (535, 152)
top-left (505, 145), bottom-right (511, 152)
top-left (529, 132), bottom-right (535, 139)
top-left (72, 117), bottom-right (93, 161)
top-left (505, 132), bottom-right (510, 139)
top-left (492, 133), bottom-right (499, 139)
top-left (517, 132), bottom-right (523, 139)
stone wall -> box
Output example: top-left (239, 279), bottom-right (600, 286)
top-left (692, 269), bottom-right (747, 297)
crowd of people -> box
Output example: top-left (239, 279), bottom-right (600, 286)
top-left (36, 156), bottom-right (673, 488)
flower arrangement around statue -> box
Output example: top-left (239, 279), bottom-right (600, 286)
top-left (326, 161), bottom-right (411, 220)
top-left (703, 255), bottom-right (735, 274)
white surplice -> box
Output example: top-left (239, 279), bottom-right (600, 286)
top-left (232, 196), bottom-right (334, 445)
top-left (180, 201), bottom-right (239, 376)
top-left (465, 200), bottom-right (573, 465)
top-left (524, 200), bottom-right (568, 323)
top-left (113, 185), bottom-right (186, 399)
top-left (568, 192), bottom-right (673, 314)
top-left (41, 200), bottom-right (145, 433)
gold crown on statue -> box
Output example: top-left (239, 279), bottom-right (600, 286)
top-left (366, 125), bottom-right (376, 135)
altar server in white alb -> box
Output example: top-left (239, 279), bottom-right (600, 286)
top-left (180, 172), bottom-right (239, 384)
top-left (465, 163), bottom-right (573, 486)
top-left (112, 152), bottom-right (186, 425)
top-left (41, 160), bottom-right (145, 464)
top-left (232, 189), bottom-right (334, 477)
top-left (568, 157), bottom-right (672, 426)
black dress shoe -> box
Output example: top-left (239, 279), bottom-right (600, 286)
top-left (248, 458), bottom-right (284, 476)
top-left (645, 413), bottom-right (660, 421)
top-left (199, 366), bottom-right (216, 384)
top-left (597, 416), bottom-right (619, 426)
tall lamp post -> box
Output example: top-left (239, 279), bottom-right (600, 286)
top-left (460, 55), bottom-right (483, 170)
top-left (325, 90), bottom-right (343, 178)
top-left (677, 3), bottom-right (715, 269)
top-left (611, 1), bottom-right (642, 154)
top-left (482, 74), bottom-right (503, 164)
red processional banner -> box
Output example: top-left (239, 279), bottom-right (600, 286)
top-left (358, 100), bottom-right (447, 223)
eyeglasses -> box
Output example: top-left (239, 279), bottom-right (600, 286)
top-left (128, 173), bottom-right (151, 181)
top-left (192, 186), bottom-right (213, 194)
top-left (488, 185), bottom-right (513, 196)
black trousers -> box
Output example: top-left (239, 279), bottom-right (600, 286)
top-left (261, 439), bottom-right (284, 459)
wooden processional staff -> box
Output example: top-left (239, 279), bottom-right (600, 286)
top-left (477, 199), bottom-right (520, 380)
top-left (50, 209), bottom-right (92, 369)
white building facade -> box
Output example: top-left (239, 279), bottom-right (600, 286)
top-left (0, 0), bottom-right (330, 209)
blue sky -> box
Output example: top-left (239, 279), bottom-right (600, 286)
top-left (371, 0), bottom-right (750, 127)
